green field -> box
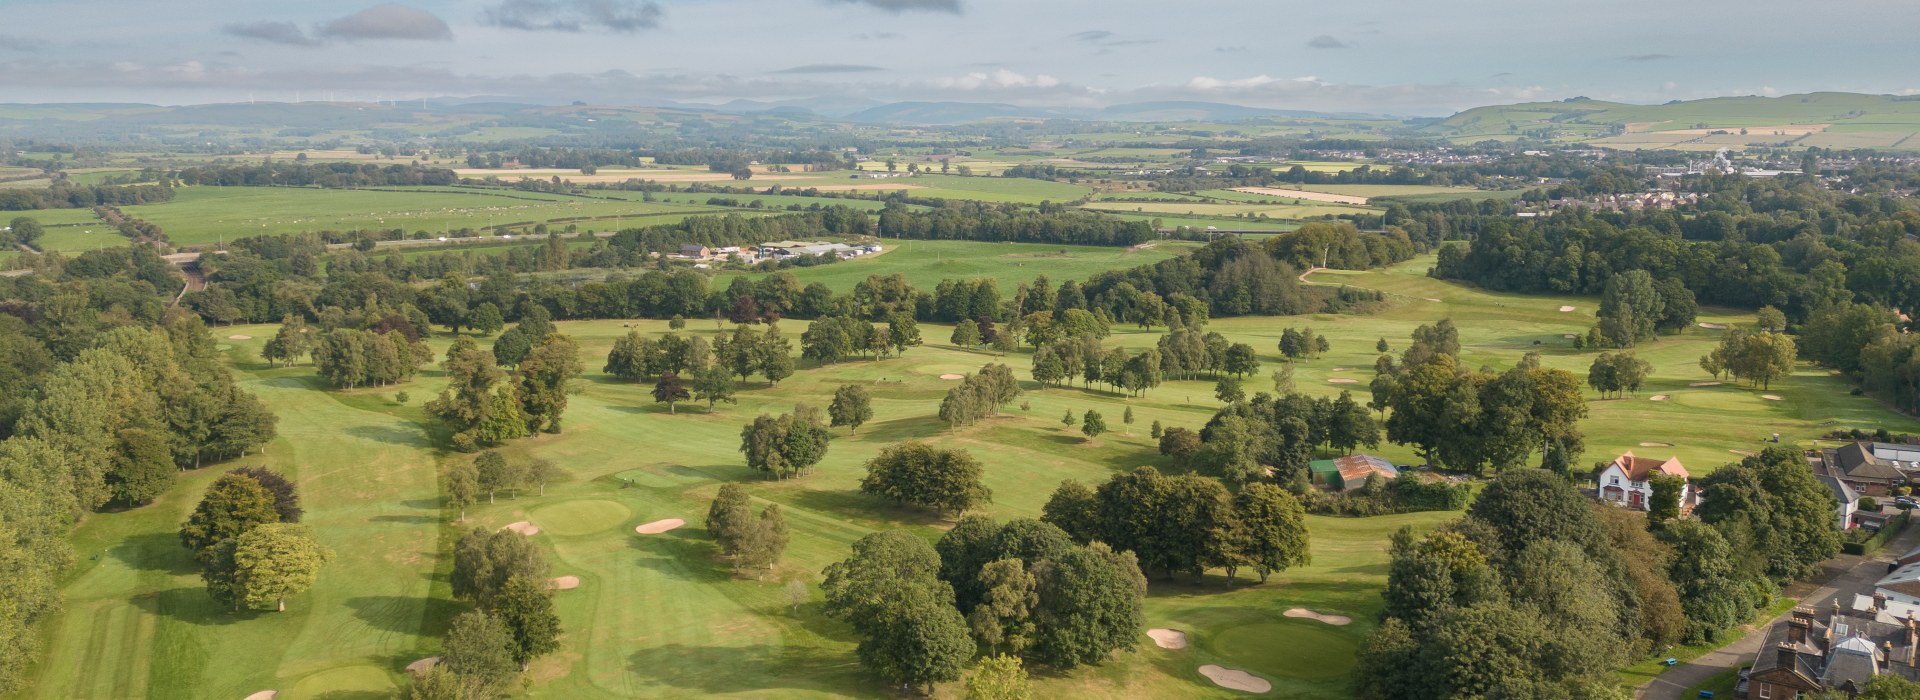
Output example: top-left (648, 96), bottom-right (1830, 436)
top-left (22, 249), bottom-right (1920, 699)
top-left (715, 239), bottom-right (1198, 294)
top-left (119, 187), bottom-right (737, 246)
top-left (1082, 200), bottom-right (1374, 219)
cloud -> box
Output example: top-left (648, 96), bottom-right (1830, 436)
top-left (482, 0), bottom-right (662, 33)
top-left (1070, 29), bottom-right (1154, 50)
top-left (0, 34), bottom-right (47, 51)
top-left (318, 4), bottom-right (453, 41)
top-left (927, 69), bottom-right (1062, 91)
top-left (1070, 30), bottom-right (1112, 42)
top-left (221, 21), bottom-right (322, 47)
top-left (826, 0), bottom-right (961, 14)
top-left (1155, 73), bottom-right (1555, 115)
top-left (1306, 35), bottom-right (1347, 49)
top-left (773, 64), bottom-right (884, 74)
top-left (1622, 53), bottom-right (1676, 62)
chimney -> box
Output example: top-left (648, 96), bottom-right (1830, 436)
top-left (1778, 642), bottom-right (1799, 670)
top-left (1790, 615), bottom-right (1811, 644)
top-left (1878, 592), bottom-right (1890, 611)
top-left (1908, 613), bottom-right (1917, 666)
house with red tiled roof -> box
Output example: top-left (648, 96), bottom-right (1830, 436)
top-left (1595, 451), bottom-right (1689, 512)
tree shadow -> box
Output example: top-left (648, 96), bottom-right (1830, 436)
top-left (624, 643), bottom-right (864, 695)
top-left (850, 415), bottom-right (947, 442)
top-left (346, 595), bottom-right (464, 634)
top-left (627, 528), bottom-right (734, 584)
top-left (343, 424), bottom-right (425, 446)
top-left (129, 586), bottom-right (246, 626)
top-left (369, 514), bottom-right (437, 524)
top-left (777, 488), bottom-right (950, 530)
top-left (259, 375), bottom-right (329, 390)
top-left (108, 531), bottom-right (200, 576)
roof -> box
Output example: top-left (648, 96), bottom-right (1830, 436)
top-left (1878, 562), bottom-right (1920, 600)
top-left (1833, 442), bottom-right (1907, 481)
top-left (1607, 451), bottom-right (1689, 481)
top-left (1821, 475), bottom-right (1861, 507)
top-left (1331, 455), bottom-right (1398, 490)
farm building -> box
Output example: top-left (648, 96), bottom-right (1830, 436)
top-left (1308, 454), bottom-right (1398, 491)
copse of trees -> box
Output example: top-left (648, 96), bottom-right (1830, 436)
top-left (1182, 390), bottom-right (1379, 485)
top-left (705, 484), bottom-right (789, 576)
top-left (1373, 324), bottom-right (1587, 473)
top-left (1701, 327), bottom-right (1798, 389)
top-left (171, 161), bottom-right (458, 189)
top-left (940, 364), bottom-right (1022, 428)
top-left (1042, 469), bottom-right (1310, 583)
top-left (861, 442), bottom-right (992, 515)
top-left (0, 181), bottom-right (176, 211)
top-left (1593, 269), bottom-right (1697, 347)
top-left (1587, 351), bottom-right (1653, 398)
top-left (931, 517), bottom-right (1146, 669)
top-left (822, 531), bottom-right (976, 694)
top-left (828, 384), bottom-right (873, 433)
top-left (739, 405), bottom-right (832, 479)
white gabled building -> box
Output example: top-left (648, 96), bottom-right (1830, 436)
top-left (1595, 451), bottom-right (1690, 512)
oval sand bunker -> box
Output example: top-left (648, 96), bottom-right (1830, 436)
top-left (228, 334), bottom-right (253, 340)
top-left (1761, 394), bottom-right (1784, 401)
top-left (499, 521), bottom-right (540, 536)
top-left (550, 575), bottom-right (581, 590)
top-left (635, 518), bottom-right (685, 535)
top-left (1199, 665), bottom-right (1272, 693)
top-left (938, 373), bottom-right (965, 380)
top-left (1558, 305), bottom-right (1576, 312)
top-left (1284, 608), bottom-right (1352, 626)
top-left (1649, 395), bottom-right (1669, 401)
top-left (242, 691), bottom-right (278, 700)
top-left (406, 657), bottom-right (440, 675)
top-left (1147, 628), bottom-right (1188, 649)
top-left (1327, 378), bottom-right (1359, 384)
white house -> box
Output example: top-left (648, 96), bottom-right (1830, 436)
top-left (1595, 451), bottom-right (1689, 512)
top-left (1820, 475), bottom-right (1860, 531)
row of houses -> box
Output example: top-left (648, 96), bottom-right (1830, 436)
top-left (1739, 545), bottom-right (1920, 697)
top-left (674, 241), bottom-right (884, 263)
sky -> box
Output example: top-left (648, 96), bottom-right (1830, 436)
top-left (0, 0), bottom-right (1916, 116)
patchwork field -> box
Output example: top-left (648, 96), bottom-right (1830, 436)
top-left (22, 249), bottom-right (1920, 699)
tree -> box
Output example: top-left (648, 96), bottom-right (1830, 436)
top-left (262, 316), bottom-right (313, 367)
top-left (6, 216), bottom-right (43, 247)
top-left (965, 654), bottom-right (1033, 700)
top-left (109, 427), bottom-right (174, 505)
top-left (468, 303), bottom-right (505, 336)
top-left (1213, 376), bottom-right (1244, 404)
top-left (706, 483), bottom-right (755, 555)
top-left (180, 473), bottom-right (280, 562)
top-left (444, 460), bottom-right (479, 522)
top-left (1377, 337), bottom-right (1390, 353)
top-left (490, 575), bottom-right (561, 668)
top-left (1041, 480), bottom-right (1101, 544)
top-left (439, 611), bottom-right (521, 699)
top-left (1755, 305), bottom-right (1787, 333)
top-left (1596, 270), bottom-right (1665, 347)
top-left (514, 333), bottom-right (580, 433)
top-left (829, 384), bottom-right (874, 433)
top-left (692, 365), bottom-right (736, 413)
top-left (861, 442), bottom-right (993, 514)
top-left (1695, 447), bottom-right (1841, 580)
top-left (1028, 542), bottom-right (1145, 667)
top-left (1149, 420), bottom-right (1163, 439)
top-left (739, 406), bottom-right (832, 479)
top-left (735, 504), bottom-right (789, 575)
top-left (1658, 519), bottom-right (1747, 643)
top-left (451, 528), bottom-right (548, 607)
top-left (226, 523), bottom-right (332, 612)
top-left (651, 372), bottom-right (690, 414)
top-left (1224, 343), bottom-right (1260, 376)
top-left (403, 667), bottom-right (462, 700)
top-left (425, 339), bottom-right (517, 451)
top-left (952, 319), bottom-right (981, 348)
top-left (1647, 473), bottom-right (1685, 522)
top-left (1230, 484), bottom-right (1311, 583)
top-left (473, 451), bottom-right (521, 504)
top-left (823, 531), bottom-right (976, 693)
top-left (1060, 409), bottom-right (1075, 427)
top-left (1080, 410), bottom-right (1106, 440)
top-left (1157, 427), bottom-right (1202, 462)
top-left (889, 315), bottom-right (923, 355)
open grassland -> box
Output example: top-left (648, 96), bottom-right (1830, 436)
top-left (23, 249), bottom-right (1920, 699)
top-left (1082, 200), bottom-right (1375, 219)
top-left (715, 239), bottom-right (1197, 294)
top-left (119, 186), bottom-right (737, 246)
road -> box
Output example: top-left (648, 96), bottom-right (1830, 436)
top-left (1637, 524), bottom-right (1920, 699)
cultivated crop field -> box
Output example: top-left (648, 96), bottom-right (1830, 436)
top-left (22, 249), bottom-right (1920, 699)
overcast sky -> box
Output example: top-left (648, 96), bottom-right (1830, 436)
top-left (0, 0), bottom-right (1915, 115)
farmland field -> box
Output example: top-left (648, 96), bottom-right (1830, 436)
top-left (1081, 200), bottom-right (1375, 219)
top-left (21, 246), bottom-right (1920, 699)
top-left (714, 238), bottom-right (1197, 293)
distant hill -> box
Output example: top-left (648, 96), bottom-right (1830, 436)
top-left (1097, 101), bottom-right (1379, 122)
top-left (1429, 92), bottom-right (1920, 150)
top-left (842, 101), bottom-right (1071, 124)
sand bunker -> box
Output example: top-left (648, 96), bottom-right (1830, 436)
top-left (1425, 298), bottom-right (1442, 303)
top-left (1327, 378), bottom-right (1360, 384)
top-left (242, 692), bottom-right (278, 700)
top-left (635, 518), bottom-right (685, 535)
top-left (1562, 334), bottom-right (1578, 339)
top-left (1761, 394), bottom-right (1784, 401)
top-left (1284, 608), bottom-right (1352, 626)
top-left (1331, 367), bottom-right (1351, 372)
top-left (1640, 442), bottom-right (1676, 447)
top-left (1689, 381), bottom-right (1723, 387)
top-left (550, 575), bottom-right (581, 590)
top-left (938, 373), bottom-right (965, 380)
top-left (1649, 395), bottom-right (1669, 401)
top-left (406, 657), bottom-right (440, 676)
top-left (500, 521), bottom-right (540, 536)
top-left (1147, 628), bottom-right (1189, 649)
top-left (1198, 665), bottom-right (1272, 693)
top-left (1558, 305), bottom-right (1576, 312)
top-left (1698, 322), bottom-right (1730, 330)
top-left (228, 334), bottom-right (252, 340)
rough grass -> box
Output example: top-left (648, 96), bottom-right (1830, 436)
top-left (714, 239), bottom-right (1198, 294)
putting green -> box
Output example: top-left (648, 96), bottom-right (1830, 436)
top-left (282, 664), bottom-right (394, 700)
top-left (528, 499), bottom-right (632, 536)
top-left (1204, 621), bottom-right (1357, 681)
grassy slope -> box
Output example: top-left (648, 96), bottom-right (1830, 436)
top-left (22, 251), bottom-right (1920, 699)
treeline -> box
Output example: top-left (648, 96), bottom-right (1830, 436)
top-left (0, 262), bottom-right (276, 692)
top-left (1355, 451), bottom-right (1839, 698)
top-left (0, 181), bottom-right (175, 211)
top-left (172, 161), bottom-right (458, 188)
top-left (874, 204), bottom-right (1152, 246)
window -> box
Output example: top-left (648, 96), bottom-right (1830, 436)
top-left (1632, 481), bottom-right (1645, 489)
top-left (1610, 476), bottom-right (1620, 485)
top-left (1758, 681), bottom-right (1771, 699)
